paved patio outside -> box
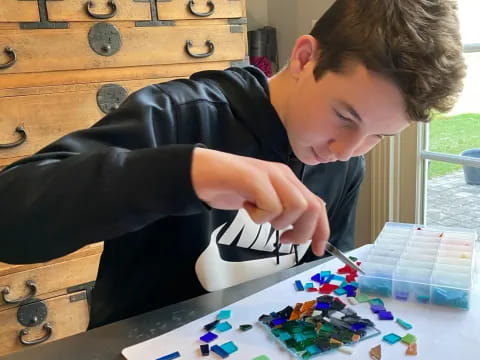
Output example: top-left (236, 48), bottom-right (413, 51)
top-left (426, 170), bottom-right (480, 236)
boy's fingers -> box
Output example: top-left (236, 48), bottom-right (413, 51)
top-left (311, 202), bottom-right (330, 256)
top-left (242, 176), bottom-right (283, 224)
top-left (280, 198), bottom-right (329, 252)
top-left (268, 174), bottom-right (308, 230)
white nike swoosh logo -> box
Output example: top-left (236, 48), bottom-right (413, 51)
top-left (195, 209), bottom-right (310, 292)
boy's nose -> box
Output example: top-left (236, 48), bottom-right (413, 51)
top-left (333, 146), bottom-right (355, 162)
top-left (329, 139), bottom-right (361, 162)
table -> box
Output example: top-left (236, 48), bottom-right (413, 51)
top-left (3, 245), bottom-right (480, 359)
top-left (0, 248), bottom-right (333, 360)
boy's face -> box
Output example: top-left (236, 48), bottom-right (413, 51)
top-left (273, 37), bottom-right (411, 166)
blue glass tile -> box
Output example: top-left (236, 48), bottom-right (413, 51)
top-left (334, 288), bottom-right (347, 296)
top-left (305, 282), bottom-right (314, 289)
top-left (378, 310), bottom-right (394, 320)
top-left (211, 345), bottom-right (229, 358)
top-left (306, 344), bottom-right (321, 355)
top-left (346, 290), bottom-right (357, 297)
top-left (295, 280), bottom-right (304, 291)
top-left (343, 284), bottom-right (357, 292)
top-left (278, 332), bottom-right (292, 341)
top-left (156, 351), bottom-right (180, 360)
top-left (395, 291), bottom-right (409, 301)
top-left (383, 333), bottom-right (402, 344)
top-left (221, 341), bottom-right (238, 354)
top-left (204, 319), bottom-right (220, 331)
top-left (215, 321), bottom-right (233, 332)
top-left (350, 323), bottom-right (366, 331)
top-left (200, 344), bottom-right (209, 356)
top-left (200, 331), bottom-right (218, 343)
top-left (311, 273), bottom-right (321, 283)
top-left (370, 304), bottom-right (385, 313)
top-left (271, 318), bottom-right (287, 326)
top-left (315, 302), bottom-right (330, 310)
top-left (217, 310), bottom-right (231, 320)
top-left (396, 318), bottom-right (413, 330)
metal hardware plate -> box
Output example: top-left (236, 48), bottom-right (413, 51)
top-left (96, 84), bottom-right (128, 113)
top-left (19, 0), bottom-right (69, 30)
top-left (88, 22), bottom-right (122, 56)
top-left (69, 292), bottom-right (87, 303)
top-left (134, 0), bottom-right (175, 27)
top-left (17, 298), bottom-right (48, 327)
top-left (228, 17), bottom-right (247, 25)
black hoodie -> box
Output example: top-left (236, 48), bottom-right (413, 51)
top-left (0, 66), bottom-right (364, 328)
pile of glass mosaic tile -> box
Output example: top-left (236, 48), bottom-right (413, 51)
top-left (258, 295), bottom-right (380, 359)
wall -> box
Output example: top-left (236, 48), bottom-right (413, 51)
top-left (268, 0), bottom-right (335, 67)
top-left (246, 0), bottom-right (268, 31)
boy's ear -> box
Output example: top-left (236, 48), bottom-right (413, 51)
top-left (289, 35), bottom-right (319, 79)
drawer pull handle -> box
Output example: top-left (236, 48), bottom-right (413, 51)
top-left (185, 40), bottom-right (215, 58)
top-left (188, 0), bottom-right (215, 17)
top-left (0, 47), bottom-right (16, 70)
top-left (19, 323), bottom-right (53, 346)
top-left (0, 126), bottom-right (27, 149)
top-left (86, 0), bottom-right (118, 19)
top-left (2, 280), bottom-right (37, 304)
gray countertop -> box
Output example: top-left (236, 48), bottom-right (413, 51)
top-left (1, 257), bottom-right (330, 360)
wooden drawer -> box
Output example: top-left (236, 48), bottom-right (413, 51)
top-left (0, 290), bottom-right (90, 356)
top-left (0, 253), bottom-right (101, 310)
top-left (0, 0), bottom-right (245, 22)
top-left (0, 22), bottom-right (246, 74)
top-left (0, 73), bottom-right (207, 159)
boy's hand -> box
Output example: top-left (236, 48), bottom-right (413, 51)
top-left (191, 148), bottom-right (329, 256)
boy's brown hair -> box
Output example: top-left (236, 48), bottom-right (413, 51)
top-left (310, 0), bottom-right (466, 122)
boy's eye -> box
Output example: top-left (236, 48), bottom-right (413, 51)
top-left (334, 109), bottom-right (352, 122)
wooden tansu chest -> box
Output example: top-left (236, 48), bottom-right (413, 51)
top-left (0, 0), bottom-right (248, 355)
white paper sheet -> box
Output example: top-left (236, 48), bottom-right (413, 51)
top-left (122, 245), bottom-right (480, 360)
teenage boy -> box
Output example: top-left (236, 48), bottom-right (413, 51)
top-left (0, 0), bottom-right (465, 329)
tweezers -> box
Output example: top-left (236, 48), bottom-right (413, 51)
top-left (325, 242), bottom-right (366, 274)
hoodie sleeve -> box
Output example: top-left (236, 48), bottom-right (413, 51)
top-left (0, 84), bottom-right (206, 264)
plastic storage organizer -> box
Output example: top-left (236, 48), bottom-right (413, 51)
top-left (358, 222), bottom-right (478, 309)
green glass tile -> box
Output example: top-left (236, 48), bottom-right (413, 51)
top-left (285, 338), bottom-right (296, 348)
top-left (239, 324), bottom-right (253, 331)
top-left (369, 298), bottom-right (385, 306)
top-left (348, 256), bottom-right (358, 262)
top-left (356, 294), bottom-right (370, 303)
top-left (294, 342), bottom-right (306, 351)
top-left (272, 328), bottom-right (284, 337)
top-left (401, 333), bottom-right (416, 344)
top-left (252, 356), bottom-right (270, 360)
top-left (320, 323), bottom-right (335, 333)
top-left (301, 352), bottom-right (312, 359)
